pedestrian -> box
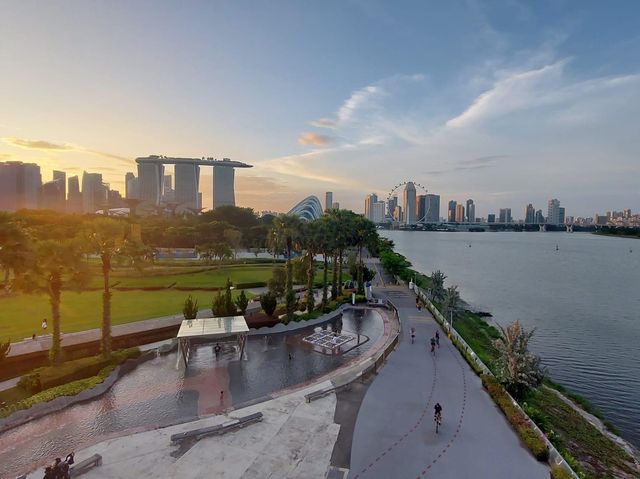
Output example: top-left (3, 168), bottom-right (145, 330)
top-left (288, 352), bottom-right (293, 361)
top-left (416, 297), bottom-right (420, 309)
top-left (219, 390), bottom-right (224, 403)
top-left (32, 333), bottom-right (37, 340)
top-left (41, 318), bottom-right (47, 331)
top-left (214, 343), bottom-right (221, 359)
top-left (435, 330), bottom-right (440, 347)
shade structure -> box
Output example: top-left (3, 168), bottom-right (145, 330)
top-left (176, 316), bottom-right (249, 368)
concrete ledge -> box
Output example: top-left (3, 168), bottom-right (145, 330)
top-left (247, 305), bottom-right (349, 336)
top-left (70, 453), bottom-right (102, 477)
top-left (170, 412), bottom-right (263, 444)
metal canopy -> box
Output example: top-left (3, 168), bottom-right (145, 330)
top-left (176, 316), bottom-right (249, 368)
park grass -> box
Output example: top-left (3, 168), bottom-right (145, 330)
top-left (452, 311), bottom-right (501, 370)
top-left (0, 289), bottom-right (252, 343)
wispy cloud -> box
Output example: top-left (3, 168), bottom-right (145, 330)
top-left (298, 132), bottom-right (332, 147)
top-left (310, 118), bottom-right (337, 129)
top-left (2, 137), bottom-right (133, 165)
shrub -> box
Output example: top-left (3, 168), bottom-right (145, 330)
top-left (234, 290), bottom-right (249, 314)
top-left (235, 281), bottom-right (267, 289)
top-left (0, 340), bottom-right (10, 363)
top-left (482, 375), bottom-right (549, 461)
top-left (275, 304), bottom-right (287, 316)
top-left (298, 300), bottom-right (307, 312)
top-left (549, 466), bottom-right (574, 479)
top-left (260, 291), bottom-right (277, 317)
top-left (183, 294), bottom-right (198, 319)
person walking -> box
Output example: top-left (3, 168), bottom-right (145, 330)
top-left (41, 318), bottom-right (48, 331)
top-left (430, 337), bottom-right (436, 355)
top-left (435, 330), bottom-right (440, 348)
top-left (410, 327), bottom-right (416, 344)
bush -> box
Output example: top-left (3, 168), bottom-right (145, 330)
top-left (18, 348), bottom-right (140, 394)
top-left (482, 375), bottom-right (549, 461)
top-left (235, 281), bottom-right (267, 289)
top-left (298, 300), bottom-right (307, 312)
top-left (275, 304), bottom-right (287, 316)
top-left (549, 466), bottom-right (574, 479)
top-left (183, 294), bottom-right (198, 319)
top-left (260, 291), bottom-right (277, 316)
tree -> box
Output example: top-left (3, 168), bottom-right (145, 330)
top-left (223, 228), bottom-right (242, 259)
top-left (260, 291), bottom-right (277, 317)
top-left (429, 270), bottom-right (447, 303)
top-left (86, 217), bottom-right (128, 358)
top-left (494, 321), bottom-right (544, 398)
top-left (443, 285), bottom-right (460, 324)
top-left (300, 220), bottom-right (322, 312)
top-left (316, 216), bottom-right (335, 310)
top-left (267, 267), bottom-right (286, 298)
top-left (234, 290), bottom-right (249, 314)
top-left (14, 238), bottom-right (88, 364)
top-left (352, 215), bottom-right (377, 293)
top-left (0, 214), bottom-right (32, 294)
top-left (271, 214), bottom-right (301, 323)
top-left (183, 294), bottom-right (198, 319)
top-left (212, 278), bottom-right (236, 316)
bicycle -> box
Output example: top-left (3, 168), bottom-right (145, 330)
top-left (410, 327), bottom-right (416, 344)
top-left (430, 338), bottom-right (436, 356)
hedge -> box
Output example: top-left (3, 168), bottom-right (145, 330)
top-left (549, 466), bottom-right (574, 479)
top-left (235, 281), bottom-right (267, 289)
top-left (482, 375), bottom-right (549, 461)
top-left (18, 348), bottom-right (141, 394)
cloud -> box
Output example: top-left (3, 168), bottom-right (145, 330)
top-left (310, 118), bottom-right (337, 129)
top-left (424, 155), bottom-right (508, 176)
top-left (297, 132), bottom-right (331, 147)
top-left (2, 137), bottom-right (133, 165)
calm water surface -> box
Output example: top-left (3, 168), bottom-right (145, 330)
top-left (383, 230), bottom-right (640, 447)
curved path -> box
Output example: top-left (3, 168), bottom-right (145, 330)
top-left (349, 286), bottom-right (549, 479)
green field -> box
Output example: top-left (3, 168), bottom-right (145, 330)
top-left (0, 289), bottom-right (253, 343)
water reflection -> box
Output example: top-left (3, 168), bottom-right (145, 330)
top-left (0, 308), bottom-right (383, 477)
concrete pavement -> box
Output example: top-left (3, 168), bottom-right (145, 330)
top-left (349, 286), bottom-right (549, 479)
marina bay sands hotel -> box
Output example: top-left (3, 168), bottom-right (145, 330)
top-left (133, 155), bottom-right (252, 210)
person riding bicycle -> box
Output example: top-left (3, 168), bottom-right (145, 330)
top-left (435, 330), bottom-right (440, 347)
top-left (410, 327), bottom-right (416, 343)
top-left (430, 337), bottom-right (436, 353)
top-left (434, 402), bottom-right (442, 421)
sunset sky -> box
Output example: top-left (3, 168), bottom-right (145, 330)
top-left (1, 1), bottom-right (639, 217)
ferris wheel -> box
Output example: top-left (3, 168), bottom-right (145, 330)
top-left (386, 181), bottom-right (430, 223)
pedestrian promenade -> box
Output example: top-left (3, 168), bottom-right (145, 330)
top-left (349, 286), bottom-right (549, 478)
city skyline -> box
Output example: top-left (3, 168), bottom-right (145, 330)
top-left (1, 2), bottom-right (640, 216)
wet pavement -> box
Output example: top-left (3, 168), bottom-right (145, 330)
top-left (0, 309), bottom-right (383, 478)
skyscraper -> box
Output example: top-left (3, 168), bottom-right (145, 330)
top-left (499, 208), bottom-right (512, 223)
top-left (455, 204), bottom-right (465, 222)
top-left (212, 161), bottom-right (236, 209)
top-left (487, 214), bottom-right (496, 223)
top-left (332, 202), bottom-right (340, 210)
top-left (535, 209), bottom-right (545, 224)
top-left (364, 193), bottom-right (378, 221)
top-left (387, 196), bottom-right (398, 219)
top-left (416, 195), bottom-right (427, 222)
top-left (448, 200), bottom-right (457, 222)
top-left (403, 182), bottom-right (416, 224)
top-left (372, 201), bottom-right (385, 223)
top-left (41, 174), bottom-right (66, 212)
top-left (81, 171), bottom-right (105, 213)
top-left (53, 170), bottom-right (66, 203)
top-left (162, 174), bottom-right (175, 203)
top-left (0, 161), bottom-right (41, 211)
top-left (466, 199), bottom-right (475, 223)
top-left (525, 204), bottom-right (535, 224)
top-left (325, 192), bottom-right (333, 211)
top-left (125, 172), bottom-right (139, 199)
top-left (547, 199), bottom-right (561, 225)
top-left (393, 205), bottom-right (403, 222)
top-left (559, 207), bottom-right (566, 225)
top-left (174, 164), bottom-right (199, 208)
top-left (137, 162), bottom-right (164, 205)
top-left (67, 175), bottom-right (82, 213)
top-left (425, 194), bottom-right (440, 222)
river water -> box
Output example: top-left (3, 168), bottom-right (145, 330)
top-left (382, 230), bottom-right (640, 447)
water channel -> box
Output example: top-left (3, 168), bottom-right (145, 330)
top-left (383, 230), bottom-right (640, 447)
top-left (0, 309), bottom-right (384, 477)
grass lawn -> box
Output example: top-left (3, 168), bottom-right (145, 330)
top-left (453, 311), bottom-right (501, 369)
top-left (0, 289), bottom-right (252, 343)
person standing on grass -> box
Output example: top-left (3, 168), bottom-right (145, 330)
top-left (41, 318), bottom-right (47, 331)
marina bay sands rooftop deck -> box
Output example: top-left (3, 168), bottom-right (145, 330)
top-left (135, 155), bottom-right (252, 168)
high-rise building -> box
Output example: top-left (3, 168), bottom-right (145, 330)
top-left (416, 195), bottom-right (427, 222)
top-left (372, 201), bottom-right (385, 223)
top-left (547, 199), bottom-right (561, 225)
top-left (403, 182), bottom-right (416, 224)
top-left (455, 204), bottom-right (465, 222)
top-left (162, 175), bottom-right (175, 203)
top-left (387, 196), bottom-right (398, 218)
top-left (487, 214), bottom-right (496, 223)
top-left (67, 175), bottom-right (82, 213)
top-left (332, 202), bottom-right (340, 210)
top-left (125, 172), bottom-right (139, 199)
top-left (137, 162), bottom-right (164, 205)
top-left (325, 192), bottom-right (333, 212)
top-left (393, 205), bottom-right (403, 222)
top-left (425, 194), bottom-right (440, 222)
top-left (174, 164), bottom-right (199, 208)
top-left (41, 175), bottom-right (66, 212)
top-left (535, 209), bottom-right (545, 224)
top-left (212, 162), bottom-right (236, 209)
top-left (53, 170), bottom-right (66, 202)
top-left (447, 200), bottom-right (457, 222)
top-left (559, 207), bottom-right (566, 225)
top-left (499, 208), bottom-right (512, 223)
top-left (466, 199), bottom-right (475, 223)
top-left (525, 204), bottom-right (535, 224)
top-left (81, 171), bottom-right (106, 213)
top-left (364, 193), bottom-right (378, 221)
top-left (0, 161), bottom-right (42, 211)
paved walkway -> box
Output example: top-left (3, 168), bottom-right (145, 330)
top-left (349, 286), bottom-right (549, 479)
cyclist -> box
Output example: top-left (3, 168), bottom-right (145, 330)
top-left (435, 330), bottom-right (440, 348)
top-left (430, 337), bottom-right (436, 354)
top-left (410, 327), bottom-right (416, 344)
top-left (434, 402), bottom-right (443, 432)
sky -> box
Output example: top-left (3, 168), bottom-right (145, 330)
top-left (1, 0), bottom-right (639, 218)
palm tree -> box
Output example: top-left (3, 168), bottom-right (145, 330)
top-left (327, 209), bottom-right (355, 298)
top-left (271, 214), bottom-right (301, 323)
top-left (300, 220), bottom-right (322, 312)
top-left (15, 238), bottom-right (88, 364)
top-left (443, 285), bottom-right (460, 326)
top-left (86, 217), bottom-right (128, 358)
top-left (0, 214), bottom-right (32, 294)
top-left (352, 216), bottom-right (377, 294)
top-left (429, 270), bottom-right (447, 303)
top-left (494, 321), bottom-right (544, 398)
top-left (316, 217), bottom-right (335, 309)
